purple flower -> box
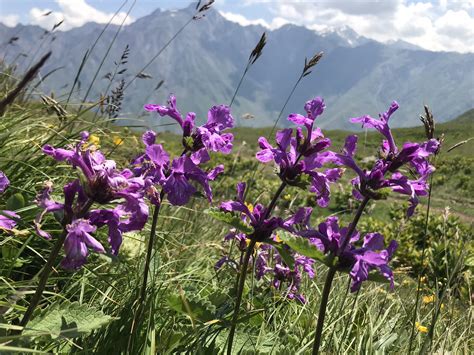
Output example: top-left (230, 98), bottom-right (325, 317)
top-left (350, 101), bottom-right (399, 154)
top-left (0, 170), bottom-right (20, 231)
top-left (220, 182), bottom-right (282, 241)
top-left (34, 181), bottom-right (65, 239)
top-left (0, 171), bottom-right (9, 193)
top-left (36, 133), bottom-right (150, 267)
top-left (335, 102), bottom-right (439, 216)
top-left (61, 219), bottom-right (105, 270)
top-left (287, 97), bottom-right (326, 148)
top-left (300, 216), bottom-right (397, 292)
top-left (164, 156), bottom-right (223, 206)
top-left (256, 98), bottom-right (341, 206)
top-left (134, 131), bottom-right (224, 206)
top-left (43, 132), bottom-right (147, 206)
top-left (145, 95), bottom-right (234, 155)
top-left (216, 232), bottom-right (315, 303)
top-left (0, 211), bottom-right (19, 230)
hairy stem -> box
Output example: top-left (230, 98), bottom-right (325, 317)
top-left (311, 196), bottom-right (369, 354)
top-left (227, 238), bottom-right (257, 355)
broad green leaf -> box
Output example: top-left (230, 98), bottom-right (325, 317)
top-left (23, 301), bottom-right (113, 339)
top-left (205, 208), bottom-right (254, 234)
top-left (6, 193), bottom-right (25, 211)
top-left (278, 231), bottom-right (330, 266)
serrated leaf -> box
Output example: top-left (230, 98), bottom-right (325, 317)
top-left (6, 193), bottom-right (25, 211)
top-left (206, 208), bottom-right (254, 234)
top-left (278, 232), bottom-right (331, 266)
top-left (23, 301), bottom-right (113, 339)
top-left (167, 293), bottom-right (216, 323)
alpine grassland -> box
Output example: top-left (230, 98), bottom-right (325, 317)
top-left (0, 1), bottom-right (472, 354)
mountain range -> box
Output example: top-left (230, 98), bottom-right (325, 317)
top-left (1, 3), bottom-right (473, 130)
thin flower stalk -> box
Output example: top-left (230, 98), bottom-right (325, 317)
top-left (19, 199), bottom-right (93, 328)
top-left (311, 196), bottom-right (369, 354)
top-left (226, 181), bottom-right (287, 355)
top-left (229, 32), bottom-right (266, 108)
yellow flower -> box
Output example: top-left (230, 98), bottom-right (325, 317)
top-left (420, 276), bottom-right (426, 283)
top-left (245, 202), bottom-right (254, 213)
top-left (283, 194), bottom-right (291, 201)
top-left (415, 322), bottom-right (428, 333)
top-left (88, 134), bottom-right (100, 147)
top-left (113, 136), bottom-right (124, 146)
top-left (422, 295), bottom-right (435, 304)
top-left (274, 234), bottom-right (282, 243)
top-left (246, 239), bottom-right (261, 249)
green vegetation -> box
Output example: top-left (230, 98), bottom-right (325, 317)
top-left (0, 23), bottom-right (473, 354)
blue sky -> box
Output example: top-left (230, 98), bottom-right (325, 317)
top-left (1, 0), bottom-right (473, 52)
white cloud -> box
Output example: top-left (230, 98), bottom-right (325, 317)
top-left (219, 11), bottom-right (289, 29)
top-left (238, 0), bottom-right (474, 53)
top-left (0, 14), bottom-right (20, 27)
top-left (29, 0), bottom-right (134, 31)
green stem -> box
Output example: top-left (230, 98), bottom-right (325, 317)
top-left (226, 238), bottom-right (257, 355)
top-left (227, 181), bottom-right (287, 354)
top-left (311, 196), bottom-right (369, 354)
top-left (311, 267), bottom-right (337, 354)
top-left (19, 230), bottom-right (67, 328)
top-left (139, 193), bottom-right (165, 304)
top-left (19, 199), bottom-right (93, 329)
top-left (408, 175), bottom-right (434, 354)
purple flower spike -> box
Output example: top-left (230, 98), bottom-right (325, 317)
top-left (256, 98), bottom-right (341, 205)
top-left (61, 219), bottom-right (105, 270)
top-left (336, 102), bottom-right (438, 217)
top-left (351, 101), bottom-right (399, 154)
top-left (220, 183), bottom-right (282, 241)
top-left (145, 95), bottom-right (234, 155)
top-left (38, 134), bottom-right (150, 267)
top-left (301, 216), bottom-right (397, 292)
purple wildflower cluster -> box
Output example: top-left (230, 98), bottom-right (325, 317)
top-left (216, 98), bottom-right (345, 300)
top-left (216, 183), bottom-right (316, 302)
top-left (257, 97), bottom-right (342, 207)
top-left (0, 171), bottom-right (20, 231)
top-left (300, 216), bottom-right (397, 291)
top-left (216, 98), bottom-right (438, 297)
top-left (37, 132), bottom-right (148, 269)
top-left (31, 95), bottom-right (233, 271)
top-left (335, 101), bottom-right (439, 216)
top-left (138, 95), bottom-right (233, 206)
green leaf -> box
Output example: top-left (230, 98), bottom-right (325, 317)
top-left (205, 208), bottom-right (254, 234)
top-left (336, 267), bottom-right (390, 284)
top-left (278, 231), bottom-right (331, 266)
top-left (367, 270), bottom-right (390, 284)
top-left (167, 293), bottom-right (216, 323)
top-left (267, 241), bottom-right (295, 269)
top-left (6, 193), bottom-right (25, 211)
top-left (23, 301), bottom-right (113, 339)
